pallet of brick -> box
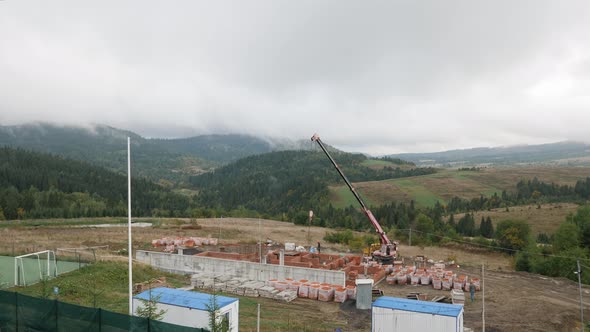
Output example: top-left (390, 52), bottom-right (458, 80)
top-left (386, 274), bottom-right (397, 285)
top-left (308, 285), bottom-right (320, 300)
top-left (298, 283), bottom-right (310, 298)
top-left (454, 275), bottom-right (467, 290)
top-left (410, 274), bottom-right (420, 285)
top-left (275, 290), bottom-right (298, 302)
top-left (288, 282), bottom-right (301, 292)
top-left (442, 278), bottom-right (452, 290)
top-left (334, 287), bottom-right (348, 303)
top-left (396, 273), bottom-right (408, 285)
top-left (432, 277), bottom-right (442, 290)
top-left (346, 285), bottom-right (356, 300)
top-left (274, 281), bottom-right (289, 291)
top-left (318, 287), bottom-right (335, 302)
top-left (420, 274), bottom-right (431, 285)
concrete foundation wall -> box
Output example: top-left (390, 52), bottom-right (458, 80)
top-left (136, 250), bottom-right (346, 285)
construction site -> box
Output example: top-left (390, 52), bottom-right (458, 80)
top-left (1, 133), bottom-right (588, 331)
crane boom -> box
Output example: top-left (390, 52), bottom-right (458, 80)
top-left (311, 134), bottom-right (393, 248)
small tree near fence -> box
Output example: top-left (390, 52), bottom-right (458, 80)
top-left (207, 291), bottom-right (231, 332)
top-left (135, 287), bottom-right (167, 321)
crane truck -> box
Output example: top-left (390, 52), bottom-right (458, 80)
top-left (311, 133), bottom-right (398, 264)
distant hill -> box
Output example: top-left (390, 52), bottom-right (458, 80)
top-left (0, 146), bottom-right (193, 219)
top-left (189, 149), bottom-right (434, 216)
top-left (0, 123), bottom-right (326, 183)
top-left (388, 141), bottom-right (590, 167)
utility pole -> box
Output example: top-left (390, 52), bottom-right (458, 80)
top-left (578, 259), bottom-right (584, 332)
top-left (307, 210), bottom-right (313, 246)
top-left (482, 263), bottom-right (485, 332)
top-left (409, 228), bottom-right (412, 247)
top-left (258, 218), bottom-right (262, 263)
top-left (127, 137), bottom-right (133, 316)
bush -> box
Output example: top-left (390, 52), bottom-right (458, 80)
top-left (323, 230), bottom-right (354, 244)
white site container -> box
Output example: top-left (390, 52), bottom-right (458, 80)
top-left (372, 296), bottom-right (463, 332)
top-left (133, 287), bottom-right (239, 331)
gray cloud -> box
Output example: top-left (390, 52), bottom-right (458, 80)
top-left (1, 0), bottom-right (590, 154)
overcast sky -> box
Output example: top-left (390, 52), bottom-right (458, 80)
top-left (1, 1), bottom-right (590, 154)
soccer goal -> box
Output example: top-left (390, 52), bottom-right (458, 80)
top-left (14, 250), bottom-right (57, 287)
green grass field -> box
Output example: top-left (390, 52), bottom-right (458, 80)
top-left (9, 261), bottom-right (353, 331)
top-left (329, 185), bottom-right (375, 209)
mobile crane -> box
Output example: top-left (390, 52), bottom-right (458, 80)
top-left (311, 133), bottom-right (398, 264)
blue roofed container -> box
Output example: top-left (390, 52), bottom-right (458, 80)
top-left (372, 296), bottom-right (463, 332)
top-left (133, 287), bottom-right (239, 331)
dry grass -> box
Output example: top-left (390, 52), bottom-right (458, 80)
top-left (452, 202), bottom-right (579, 235)
top-left (0, 218), bottom-right (349, 256)
top-left (330, 166), bottom-right (590, 207)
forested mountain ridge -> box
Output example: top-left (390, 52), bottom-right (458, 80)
top-left (389, 141), bottom-right (590, 167)
top-left (0, 123), bottom-right (321, 183)
top-left (189, 150), bottom-right (435, 218)
top-left (0, 146), bottom-right (193, 219)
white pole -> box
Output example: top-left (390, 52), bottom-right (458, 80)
top-left (578, 260), bottom-right (584, 332)
top-left (482, 263), bottom-right (485, 332)
top-left (257, 303), bottom-right (260, 332)
top-left (128, 137), bottom-right (133, 316)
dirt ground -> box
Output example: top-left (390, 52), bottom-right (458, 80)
top-left (379, 263), bottom-right (590, 332)
top-left (1, 217), bottom-right (589, 331)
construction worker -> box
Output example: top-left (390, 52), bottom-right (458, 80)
top-left (469, 283), bottom-right (476, 302)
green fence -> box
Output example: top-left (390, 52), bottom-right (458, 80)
top-left (0, 290), bottom-right (208, 332)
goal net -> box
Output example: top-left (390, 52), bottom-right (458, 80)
top-left (14, 250), bottom-right (57, 287)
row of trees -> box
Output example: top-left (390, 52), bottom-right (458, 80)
top-left (446, 177), bottom-right (590, 214)
top-left (515, 205), bottom-right (590, 284)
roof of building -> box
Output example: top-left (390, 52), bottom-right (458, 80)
top-left (134, 288), bottom-right (238, 310)
top-left (372, 296), bottom-right (463, 318)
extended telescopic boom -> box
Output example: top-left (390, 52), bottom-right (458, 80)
top-left (311, 134), bottom-right (393, 248)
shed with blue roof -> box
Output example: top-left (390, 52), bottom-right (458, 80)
top-left (372, 296), bottom-right (463, 332)
top-left (133, 287), bottom-right (239, 331)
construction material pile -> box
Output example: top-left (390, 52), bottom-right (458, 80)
top-left (152, 237), bottom-right (219, 252)
top-left (190, 272), bottom-right (298, 302)
top-left (385, 263), bottom-right (480, 292)
top-left (190, 272), bottom-right (358, 304)
top-left (268, 279), bottom-right (356, 303)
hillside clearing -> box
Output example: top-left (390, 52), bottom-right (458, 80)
top-left (329, 166), bottom-right (590, 208)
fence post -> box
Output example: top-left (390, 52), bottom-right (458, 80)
top-left (55, 299), bottom-right (58, 332)
top-left (15, 292), bottom-right (19, 332)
